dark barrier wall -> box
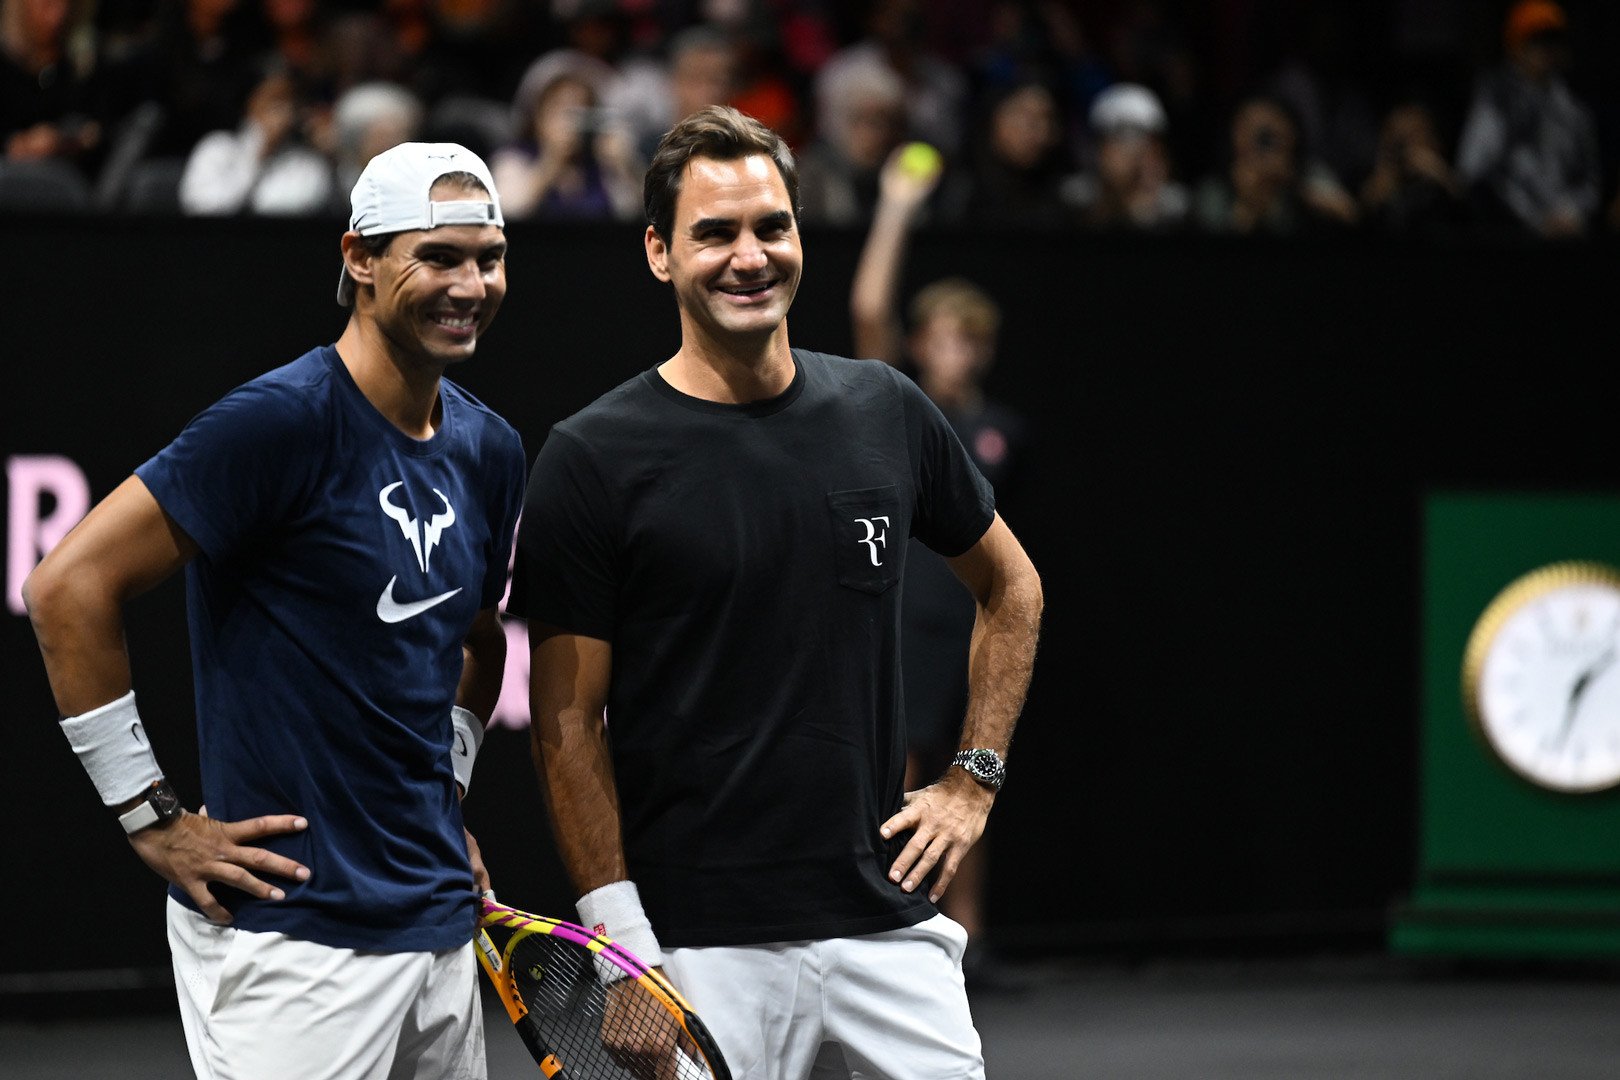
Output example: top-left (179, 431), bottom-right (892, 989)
top-left (4, 217), bottom-right (1616, 977)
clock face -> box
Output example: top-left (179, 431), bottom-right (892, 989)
top-left (1466, 563), bottom-right (1620, 793)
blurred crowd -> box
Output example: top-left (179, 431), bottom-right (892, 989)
top-left (4, 0), bottom-right (1619, 239)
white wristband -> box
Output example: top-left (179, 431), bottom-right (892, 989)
top-left (577, 880), bottom-right (663, 976)
top-left (59, 691), bottom-right (164, 806)
top-left (450, 706), bottom-right (484, 795)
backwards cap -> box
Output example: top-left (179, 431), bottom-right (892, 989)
top-left (336, 141), bottom-right (504, 306)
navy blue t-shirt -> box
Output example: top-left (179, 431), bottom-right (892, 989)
top-left (136, 346), bottom-right (525, 951)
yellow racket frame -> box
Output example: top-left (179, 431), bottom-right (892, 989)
top-left (475, 897), bottom-right (728, 1079)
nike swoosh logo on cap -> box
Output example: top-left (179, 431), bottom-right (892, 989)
top-left (376, 576), bottom-right (463, 623)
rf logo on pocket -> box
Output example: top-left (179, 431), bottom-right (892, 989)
top-left (854, 516), bottom-right (890, 566)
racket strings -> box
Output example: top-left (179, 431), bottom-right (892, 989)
top-left (506, 933), bottom-right (702, 1080)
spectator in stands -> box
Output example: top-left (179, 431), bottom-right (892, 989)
top-left (942, 79), bottom-right (1076, 227)
top-left (178, 64), bottom-right (332, 216)
top-left (1455, 0), bottom-right (1598, 238)
top-left (726, 22), bottom-right (804, 147)
top-left (1065, 83), bottom-right (1188, 231)
top-left (325, 11), bottom-right (412, 96)
top-left (491, 49), bottom-right (639, 221)
top-left (329, 80), bottom-right (422, 201)
top-left (797, 53), bottom-right (905, 225)
top-left (1, 0), bottom-right (105, 177)
top-left (132, 0), bottom-right (263, 161)
top-left (1103, 0), bottom-right (1206, 179)
top-left (261, 0), bottom-right (330, 90)
top-left (1360, 100), bottom-right (1465, 234)
top-left (816, 0), bottom-right (965, 157)
top-left (610, 24), bottom-right (735, 164)
top-left (850, 142), bottom-right (1029, 987)
top-left (1193, 94), bottom-right (1356, 235)
top-left (976, 0), bottom-right (1110, 155)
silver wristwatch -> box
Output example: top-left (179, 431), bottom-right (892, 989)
top-left (952, 748), bottom-right (1006, 791)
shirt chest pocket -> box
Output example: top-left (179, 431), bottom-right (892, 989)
top-left (826, 486), bottom-right (904, 595)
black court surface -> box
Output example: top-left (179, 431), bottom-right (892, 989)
top-left (3, 956), bottom-right (1619, 1079)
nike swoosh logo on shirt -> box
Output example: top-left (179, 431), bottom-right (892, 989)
top-left (376, 576), bottom-right (463, 624)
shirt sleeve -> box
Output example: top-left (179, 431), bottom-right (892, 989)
top-left (134, 380), bottom-right (321, 561)
top-left (507, 426), bottom-right (619, 640)
top-left (905, 376), bottom-right (997, 558)
top-left (482, 425), bottom-right (528, 610)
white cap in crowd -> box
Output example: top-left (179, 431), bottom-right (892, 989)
top-left (1090, 84), bottom-right (1168, 138)
top-left (337, 141), bottom-right (503, 305)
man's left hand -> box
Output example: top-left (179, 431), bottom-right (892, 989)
top-left (879, 770), bottom-right (995, 904)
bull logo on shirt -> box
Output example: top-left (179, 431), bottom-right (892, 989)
top-left (379, 481), bottom-right (456, 573)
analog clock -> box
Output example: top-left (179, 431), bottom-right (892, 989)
top-left (1463, 561), bottom-right (1620, 793)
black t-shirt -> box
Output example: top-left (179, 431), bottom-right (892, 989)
top-left (510, 349), bottom-right (996, 947)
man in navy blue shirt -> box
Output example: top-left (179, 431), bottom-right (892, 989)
top-left (25, 142), bottom-right (525, 1079)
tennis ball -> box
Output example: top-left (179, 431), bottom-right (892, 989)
top-left (898, 142), bottom-right (942, 179)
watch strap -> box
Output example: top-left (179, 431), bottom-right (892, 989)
top-left (119, 799), bottom-right (160, 834)
top-left (119, 779), bottom-right (182, 834)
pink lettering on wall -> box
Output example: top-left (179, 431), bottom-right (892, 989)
top-left (7, 455), bottom-right (91, 615)
top-left (489, 616), bottom-right (531, 729)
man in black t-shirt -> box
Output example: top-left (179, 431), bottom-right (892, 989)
top-left (510, 106), bottom-right (1043, 1080)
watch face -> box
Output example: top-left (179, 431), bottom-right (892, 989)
top-left (150, 781), bottom-right (183, 819)
top-left (958, 749), bottom-right (1004, 786)
top-left (1464, 562), bottom-right (1620, 793)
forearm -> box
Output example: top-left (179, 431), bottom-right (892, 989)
top-left (850, 197), bottom-right (915, 364)
top-left (456, 609), bottom-right (507, 720)
top-left (28, 561), bottom-right (166, 816)
top-left (532, 705), bottom-right (627, 893)
top-left (26, 556), bottom-right (136, 717)
top-left (529, 629), bottom-right (627, 895)
top-left (956, 552), bottom-right (1043, 758)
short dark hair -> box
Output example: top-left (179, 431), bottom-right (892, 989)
top-left (644, 106), bottom-right (799, 242)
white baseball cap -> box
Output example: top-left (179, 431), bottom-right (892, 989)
top-left (337, 141), bottom-right (504, 306)
top-left (1090, 84), bottom-right (1167, 137)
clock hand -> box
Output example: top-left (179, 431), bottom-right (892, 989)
top-left (1556, 645), bottom-right (1617, 750)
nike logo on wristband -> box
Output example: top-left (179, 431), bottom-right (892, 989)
top-left (376, 577), bottom-right (462, 623)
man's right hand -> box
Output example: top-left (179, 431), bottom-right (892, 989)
top-left (128, 807), bottom-right (309, 924)
top-left (601, 968), bottom-right (693, 1080)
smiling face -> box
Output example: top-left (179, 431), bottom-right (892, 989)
top-left (645, 153), bottom-right (802, 355)
top-left (351, 183), bottom-right (508, 369)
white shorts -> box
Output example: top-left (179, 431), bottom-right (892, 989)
top-left (166, 896), bottom-right (485, 1080)
top-left (662, 913), bottom-right (984, 1080)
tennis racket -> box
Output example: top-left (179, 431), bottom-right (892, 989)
top-left (476, 895), bottom-right (731, 1080)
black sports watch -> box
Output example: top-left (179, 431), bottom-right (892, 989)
top-left (119, 779), bottom-right (184, 834)
top-left (952, 748), bottom-right (1007, 791)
